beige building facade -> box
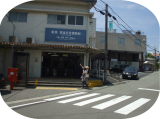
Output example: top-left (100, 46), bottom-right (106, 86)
top-left (0, 0), bottom-right (98, 79)
top-left (91, 31), bottom-right (146, 70)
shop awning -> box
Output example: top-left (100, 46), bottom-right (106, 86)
top-left (144, 61), bottom-right (153, 64)
top-left (0, 42), bottom-right (100, 52)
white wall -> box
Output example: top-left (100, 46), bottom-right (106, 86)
top-left (0, 1), bottom-right (91, 47)
top-left (24, 50), bottom-right (42, 78)
top-left (4, 49), bottom-right (12, 77)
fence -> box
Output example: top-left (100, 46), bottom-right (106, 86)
top-left (90, 69), bottom-right (104, 82)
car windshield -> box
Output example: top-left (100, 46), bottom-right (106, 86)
top-left (124, 67), bottom-right (136, 71)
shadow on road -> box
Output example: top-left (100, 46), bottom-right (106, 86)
top-left (0, 90), bottom-right (12, 96)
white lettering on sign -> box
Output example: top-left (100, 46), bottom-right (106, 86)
top-left (10, 72), bottom-right (14, 75)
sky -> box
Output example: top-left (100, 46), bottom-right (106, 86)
top-left (90, 0), bottom-right (160, 54)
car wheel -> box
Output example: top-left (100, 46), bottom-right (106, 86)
top-left (122, 76), bottom-right (124, 79)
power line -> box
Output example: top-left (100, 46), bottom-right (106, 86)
top-left (99, 0), bottom-right (155, 50)
top-left (92, 5), bottom-right (152, 51)
top-left (98, 0), bottom-right (155, 51)
top-left (109, 17), bottom-right (147, 50)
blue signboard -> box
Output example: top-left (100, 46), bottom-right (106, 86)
top-left (109, 21), bottom-right (113, 32)
top-left (45, 28), bottom-right (86, 43)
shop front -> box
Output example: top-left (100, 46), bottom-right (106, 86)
top-left (41, 52), bottom-right (84, 79)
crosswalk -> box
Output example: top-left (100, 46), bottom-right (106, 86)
top-left (45, 92), bottom-right (151, 115)
top-left (11, 91), bottom-right (151, 116)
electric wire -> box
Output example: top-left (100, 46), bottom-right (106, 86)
top-left (99, 0), bottom-right (155, 51)
top-left (109, 17), bottom-right (147, 50)
top-left (101, 0), bottom-right (155, 50)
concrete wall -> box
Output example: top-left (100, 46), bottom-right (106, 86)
top-left (0, 1), bottom-right (93, 47)
top-left (24, 50), bottom-right (42, 78)
top-left (3, 49), bottom-right (12, 77)
top-left (96, 32), bottom-right (146, 53)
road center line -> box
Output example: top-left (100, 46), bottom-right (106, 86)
top-left (138, 88), bottom-right (160, 92)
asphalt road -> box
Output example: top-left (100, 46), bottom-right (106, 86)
top-left (1, 71), bottom-right (159, 119)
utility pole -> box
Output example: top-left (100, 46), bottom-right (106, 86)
top-left (104, 4), bottom-right (108, 83)
top-left (155, 48), bottom-right (156, 71)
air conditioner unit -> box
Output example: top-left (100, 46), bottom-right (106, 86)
top-left (9, 36), bottom-right (19, 43)
top-left (26, 37), bottom-right (36, 44)
top-left (0, 36), bottom-right (2, 42)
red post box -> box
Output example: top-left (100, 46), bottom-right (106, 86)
top-left (7, 68), bottom-right (18, 90)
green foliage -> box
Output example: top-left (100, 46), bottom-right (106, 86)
top-left (147, 53), bottom-right (155, 58)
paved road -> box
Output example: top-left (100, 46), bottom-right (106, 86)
top-left (110, 71), bottom-right (152, 82)
top-left (1, 71), bottom-right (159, 119)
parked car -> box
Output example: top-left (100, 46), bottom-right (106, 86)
top-left (109, 64), bottom-right (129, 73)
top-left (122, 67), bottom-right (138, 80)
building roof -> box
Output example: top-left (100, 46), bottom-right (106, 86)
top-left (152, 54), bottom-right (160, 57)
top-left (0, 42), bottom-right (99, 51)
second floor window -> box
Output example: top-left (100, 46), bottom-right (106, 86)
top-left (135, 39), bottom-right (141, 46)
top-left (68, 15), bottom-right (84, 26)
top-left (9, 12), bottom-right (27, 22)
top-left (48, 14), bottom-right (66, 24)
top-left (118, 37), bottom-right (125, 45)
top-left (100, 36), bottom-right (105, 43)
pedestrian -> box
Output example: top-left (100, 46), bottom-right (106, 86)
top-left (80, 64), bottom-right (89, 89)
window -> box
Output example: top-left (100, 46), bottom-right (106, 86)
top-left (48, 14), bottom-right (66, 24)
top-left (118, 37), bottom-right (125, 44)
top-left (9, 12), bottom-right (27, 22)
top-left (135, 39), bottom-right (141, 46)
top-left (68, 15), bottom-right (83, 26)
top-left (100, 36), bottom-right (105, 43)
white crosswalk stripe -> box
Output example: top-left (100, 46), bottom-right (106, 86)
top-left (58, 93), bottom-right (100, 104)
top-left (44, 92), bottom-right (87, 101)
top-left (10, 91), bottom-right (151, 116)
top-left (73, 94), bottom-right (115, 106)
top-left (114, 98), bottom-right (151, 115)
top-left (92, 95), bottom-right (132, 110)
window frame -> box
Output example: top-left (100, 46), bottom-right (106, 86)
top-left (134, 39), bottom-right (141, 46)
top-left (67, 15), bottom-right (84, 26)
top-left (118, 37), bottom-right (125, 45)
top-left (8, 12), bottom-right (28, 22)
top-left (100, 36), bottom-right (105, 43)
top-left (47, 14), bottom-right (66, 25)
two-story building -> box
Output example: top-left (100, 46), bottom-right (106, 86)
top-left (0, 0), bottom-right (147, 83)
top-left (0, 0), bottom-right (98, 80)
top-left (90, 31), bottom-right (146, 73)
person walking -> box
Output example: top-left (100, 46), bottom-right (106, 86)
top-left (80, 64), bottom-right (89, 89)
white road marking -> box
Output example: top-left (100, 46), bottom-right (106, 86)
top-left (44, 92), bottom-right (87, 101)
top-left (138, 88), bottom-right (160, 92)
top-left (73, 94), bottom-right (115, 106)
top-left (10, 92), bottom-right (87, 109)
top-left (10, 101), bottom-right (47, 109)
top-left (92, 95), bottom-right (132, 110)
top-left (115, 98), bottom-right (150, 115)
top-left (6, 90), bottom-right (83, 105)
top-left (58, 93), bottom-right (100, 104)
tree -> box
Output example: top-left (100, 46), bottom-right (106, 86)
top-left (147, 53), bottom-right (155, 59)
